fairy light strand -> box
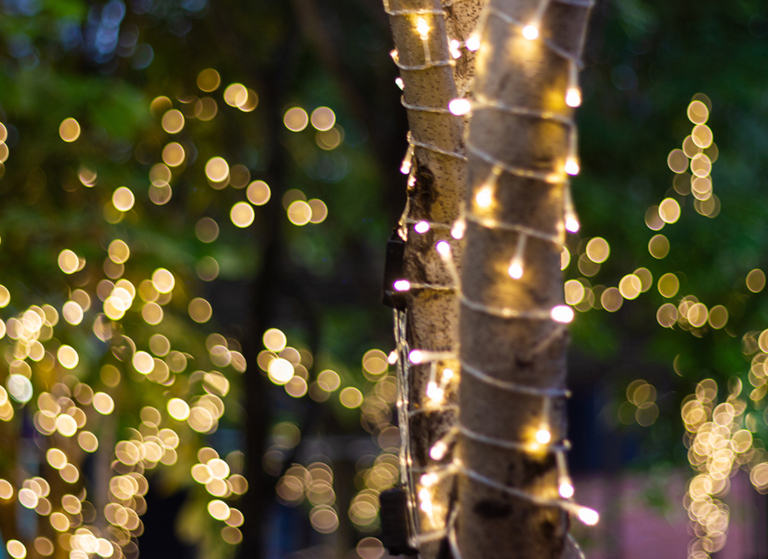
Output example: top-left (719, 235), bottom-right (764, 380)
top-left (459, 424), bottom-right (570, 453)
top-left (385, 0), bottom-right (597, 550)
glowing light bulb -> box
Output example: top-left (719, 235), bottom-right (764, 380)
top-left (394, 280), bottom-right (411, 292)
top-left (430, 440), bottom-right (448, 460)
top-left (400, 152), bottom-right (412, 175)
top-left (449, 98), bottom-right (471, 116)
top-left (551, 305), bottom-right (574, 323)
top-left (466, 32), bottom-right (480, 51)
top-left (414, 221), bottom-right (430, 234)
top-left (442, 368), bottom-right (454, 380)
top-left (416, 18), bottom-right (430, 39)
top-left (409, 350), bottom-right (424, 364)
top-left (535, 428), bottom-right (551, 445)
top-left (451, 219), bottom-right (466, 240)
top-left (427, 382), bottom-right (444, 403)
top-left (387, 351), bottom-right (398, 364)
top-left (565, 217), bottom-right (580, 233)
top-left (449, 39), bottom-right (462, 59)
top-left (475, 186), bottom-right (493, 209)
top-left (420, 472), bottom-right (439, 487)
top-left (577, 507), bottom-right (599, 526)
top-left (566, 87), bottom-right (582, 108)
top-left (559, 479), bottom-right (575, 499)
top-left (436, 241), bottom-right (451, 256)
top-left (565, 157), bottom-right (580, 176)
top-left (395, 77), bottom-right (404, 90)
top-left (522, 25), bottom-right (539, 40)
top-left (508, 259), bottom-right (523, 280)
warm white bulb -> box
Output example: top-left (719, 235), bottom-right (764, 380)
top-left (535, 428), bottom-right (551, 445)
top-left (420, 472), bottom-right (439, 487)
top-left (416, 18), bottom-right (430, 39)
top-left (565, 158), bottom-right (580, 176)
top-left (395, 77), bottom-right (405, 90)
top-left (466, 32), bottom-right (480, 51)
top-left (400, 158), bottom-right (411, 175)
top-left (426, 382), bottom-right (444, 403)
top-left (559, 481), bottom-right (575, 499)
top-left (409, 350), bottom-right (424, 364)
top-left (475, 186), bottom-right (493, 209)
top-left (387, 351), bottom-right (398, 364)
top-left (448, 98), bottom-right (471, 116)
top-left (436, 241), bottom-right (451, 256)
top-left (430, 441), bottom-right (448, 460)
top-left (577, 507), bottom-right (599, 526)
top-left (394, 279), bottom-right (411, 292)
top-left (451, 219), bottom-right (466, 240)
top-left (508, 261), bottom-right (523, 280)
top-left (442, 368), bottom-right (454, 380)
top-left (565, 87), bottom-right (582, 108)
top-left (522, 25), bottom-right (539, 40)
top-left (414, 221), bottom-right (430, 234)
top-left (551, 305), bottom-right (574, 324)
top-left (565, 217), bottom-right (580, 233)
top-left (449, 39), bottom-right (462, 59)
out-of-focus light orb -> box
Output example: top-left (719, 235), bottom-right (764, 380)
top-left (340, 387), bottom-right (363, 409)
top-left (747, 269), bottom-right (766, 293)
top-left (57, 345), bottom-right (79, 369)
top-left (231, 202), bottom-right (255, 227)
top-left (284, 107), bottom-right (309, 132)
top-left (263, 328), bottom-right (287, 352)
top-left (206, 157), bottom-right (229, 183)
top-left (208, 499), bottom-right (230, 521)
top-left (162, 142), bottom-right (185, 167)
top-left (195, 217), bottom-right (220, 243)
top-left (308, 199), bottom-right (328, 223)
top-left (112, 187), bottom-right (135, 212)
top-left (152, 268), bottom-right (175, 293)
top-left (585, 237), bottom-right (610, 264)
top-left (522, 25), bottom-right (539, 40)
top-left (197, 68), bottom-right (221, 92)
top-left (247, 181), bottom-right (271, 206)
top-left (6, 540), bottom-right (26, 559)
top-left (223, 84), bottom-right (248, 108)
top-left (59, 118), bottom-right (81, 142)
top-left (311, 107), bottom-right (336, 131)
top-left (268, 358), bottom-right (294, 385)
top-left (658, 273), bottom-right (680, 298)
top-left (189, 298), bottom-right (213, 323)
top-left (287, 201), bottom-right (312, 226)
top-left (168, 398), bottom-right (190, 421)
top-left (7, 375), bottom-right (33, 403)
top-left (161, 109), bottom-right (185, 134)
top-left (687, 100), bottom-right (709, 124)
top-left (92, 392), bottom-right (115, 415)
top-left (58, 250), bottom-right (80, 274)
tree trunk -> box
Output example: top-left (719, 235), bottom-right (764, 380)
top-left (456, 0), bottom-right (591, 558)
top-left (383, 0), bottom-right (481, 556)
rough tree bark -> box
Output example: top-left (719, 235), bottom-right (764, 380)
top-left (456, 0), bottom-right (591, 558)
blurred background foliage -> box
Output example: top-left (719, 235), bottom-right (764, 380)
top-left (1, 0), bottom-right (768, 557)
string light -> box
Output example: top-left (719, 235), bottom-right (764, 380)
top-left (414, 221), bottom-right (431, 234)
top-left (507, 234), bottom-right (527, 279)
top-left (384, 0), bottom-right (596, 552)
top-left (565, 60), bottom-right (582, 107)
top-left (563, 182), bottom-right (580, 233)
